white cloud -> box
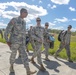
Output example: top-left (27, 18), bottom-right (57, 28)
top-left (47, 4), bottom-right (56, 9)
top-left (72, 18), bottom-right (76, 21)
top-left (47, 22), bottom-right (64, 30)
top-left (55, 17), bottom-right (68, 23)
top-left (51, 0), bottom-right (70, 5)
top-left (0, 4), bottom-right (8, 10)
top-left (0, 1), bottom-right (47, 22)
top-left (2, 11), bottom-right (19, 19)
top-left (39, 0), bottom-right (42, 4)
top-left (71, 28), bottom-right (76, 32)
top-left (0, 22), bottom-right (7, 28)
top-left (69, 7), bottom-right (76, 11)
top-left (51, 26), bottom-right (64, 30)
top-left (49, 22), bottom-right (55, 26)
top-left (51, 5), bottom-right (56, 9)
top-left (47, 4), bottom-right (51, 8)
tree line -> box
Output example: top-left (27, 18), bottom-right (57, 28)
top-left (50, 29), bottom-right (76, 36)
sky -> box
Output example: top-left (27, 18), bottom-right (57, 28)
top-left (0, 0), bottom-right (76, 31)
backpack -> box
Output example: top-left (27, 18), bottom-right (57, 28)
top-left (49, 36), bottom-right (55, 42)
top-left (58, 30), bottom-right (67, 41)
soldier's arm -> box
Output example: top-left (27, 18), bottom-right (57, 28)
top-left (28, 30), bottom-right (30, 37)
top-left (44, 29), bottom-right (51, 40)
top-left (4, 18), bottom-right (15, 42)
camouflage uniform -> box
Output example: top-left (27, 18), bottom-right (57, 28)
top-left (31, 26), bottom-right (44, 64)
top-left (28, 28), bottom-right (35, 51)
top-left (44, 28), bottom-right (50, 58)
top-left (4, 16), bottom-right (30, 72)
top-left (55, 30), bottom-right (72, 60)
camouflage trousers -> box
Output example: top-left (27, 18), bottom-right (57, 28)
top-left (44, 42), bottom-right (50, 58)
top-left (30, 40), bottom-right (35, 51)
top-left (55, 43), bottom-right (71, 59)
top-left (32, 42), bottom-right (42, 65)
top-left (10, 43), bottom-right (30, 72)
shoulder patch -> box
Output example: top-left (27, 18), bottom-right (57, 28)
top-left (10, 20), bottom-right (15, 25)
top-left (9, 18), bottom-right (16, 25)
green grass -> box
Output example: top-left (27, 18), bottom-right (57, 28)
top-left (0, 34), bottom-right (76, 61)
top-left (0, 34), bottom-right (6, 43)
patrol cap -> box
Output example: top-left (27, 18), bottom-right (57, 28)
top-left (45, 22), bottom-right (49, 26)
top-left (20, 8), bottom-right (28, 14)
top-left (36, 17), bottom-right (41, 21)
top-left (68, 25), bottom-right (72, 28)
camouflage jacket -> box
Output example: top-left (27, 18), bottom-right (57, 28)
top-left (4, 16), bottom-right (26, 44)
top-left (44, 28), bottom-right (50, 39)
top-left (60, 30), bottom-right (71, 44)
top-left (64, 30), bottom-right (71, 44)
top-left (28, 29), bottom-right (33, 39)
top-left (31, 25), bottom-right (45, 43)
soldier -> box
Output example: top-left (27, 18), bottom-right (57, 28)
top-left (54, 25), bottom-right (73, 62)
top-left (4, 8), bottom-right (36, 75)
top-left (43, 22), bottom-right (50, 61)
top-left (30, 17), bottom-right (46, 71)
top-left (28, 26), bottom-right (35, 51)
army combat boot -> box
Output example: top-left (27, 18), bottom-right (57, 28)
top-left (40, 64), bottom-right (46, 71)
top-left (30, 57), bottom-right (36, 64)
top-left (27, 70), bottom-right (37, 75)
top-left (45, 57), bottom-right (50, 61)
top-left (67, 57), bottom-right (73, 63)
top-left (26, 48), bottom-right (29, 53)
top-left (9, 64), bottom-right (14, 73)
top-left (54, 53), bottom-right (58, 59)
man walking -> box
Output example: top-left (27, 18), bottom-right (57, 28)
top-left (30, 17), bottom-right (46, 71)
top-left (28, 26), bottom-right (35, 51)
top-left (4, 8), bottom-right (36, 75)
top-left (54, 25), bottom-right (73, 62)
top-left (43, 22), bottom-right (50, 61)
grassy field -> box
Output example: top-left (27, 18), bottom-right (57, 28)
top-left (0, 34), bottom-right (76, 61)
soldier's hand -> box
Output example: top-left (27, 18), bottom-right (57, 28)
top-left (7, 42), bottom-right (11, 47)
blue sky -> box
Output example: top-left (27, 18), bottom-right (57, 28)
top-left (0, 0), bottom-right (76, 31)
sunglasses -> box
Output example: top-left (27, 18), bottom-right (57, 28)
top-left (45, 25), bottom-right (49, 26)
top-left (37, 20), bottom-right (41, 21)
